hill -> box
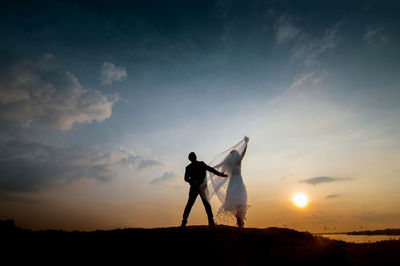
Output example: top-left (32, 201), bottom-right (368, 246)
top-left (2, 221), bottom-right (399, 265)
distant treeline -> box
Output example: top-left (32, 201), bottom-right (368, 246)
top-left (347, 229), bottom-right (400, 235)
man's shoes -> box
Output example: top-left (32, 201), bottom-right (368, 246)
top-left (181, 219), bottom-right (187, 228)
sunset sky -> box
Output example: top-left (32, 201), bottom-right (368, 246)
top-left (1, 0), bottom-right (399, 232)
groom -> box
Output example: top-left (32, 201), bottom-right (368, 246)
top-left (181, 152), bottom-right (227, 227)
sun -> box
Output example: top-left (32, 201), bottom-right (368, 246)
top-left (292, 193), bottom-right (308, 208)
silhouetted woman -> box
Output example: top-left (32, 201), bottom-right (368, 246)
top-left (205, 136), bottom-right (249, 228)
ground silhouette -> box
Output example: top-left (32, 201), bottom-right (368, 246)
top-left (2, 220), bottom-right (399, 265)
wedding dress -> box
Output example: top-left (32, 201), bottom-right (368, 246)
top-left (203, 137), bottom-right (249, 226)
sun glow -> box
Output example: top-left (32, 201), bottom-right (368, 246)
top-left (292, 193), bottom-right (308, 208)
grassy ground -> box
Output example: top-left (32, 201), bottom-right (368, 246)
top-left (2, 224), bottom-right (400, 265)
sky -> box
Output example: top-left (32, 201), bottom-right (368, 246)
top-left (0, 0), bottom-right (400, 232)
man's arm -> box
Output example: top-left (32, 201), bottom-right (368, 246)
top-left (184, 167), bottom-right (191, 183)
top-left (203, 162), bottom-right (228, 177)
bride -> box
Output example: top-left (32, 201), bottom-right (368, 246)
top-left (203, 136), bottom-right (249, 227)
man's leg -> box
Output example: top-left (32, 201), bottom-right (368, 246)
top-left (182, 186), bottom-right (198, 226)
top-left (199, 190), bottom-right (214, 226)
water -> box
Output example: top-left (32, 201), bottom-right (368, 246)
top-left (319, 234), bottom-right (400, 243)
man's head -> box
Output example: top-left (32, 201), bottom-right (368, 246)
top-left (188, 152), bottom-right (197, 162)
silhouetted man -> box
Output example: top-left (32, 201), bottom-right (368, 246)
top-left (181, 152), bottom-right (227, 227)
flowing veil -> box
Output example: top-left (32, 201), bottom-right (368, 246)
top-left (204, 138), bottom-right (247, 206)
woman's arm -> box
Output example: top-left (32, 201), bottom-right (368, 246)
top-left (240, 136), bottom-right (249, 161)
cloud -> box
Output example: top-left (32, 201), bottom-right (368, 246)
top-left (300, 176), bottom-right (353, 185)
top-left (291, 21), bottom-right (343, 66)
top-left (0, 193), bottom-right (42, 204)
top-left (93, 146), bottom-right (137, 166)
top-left (288, 72), bottom-right (319, 89)
top-left (364, 25), bottom-right (388, 44)
top-left (0, 138), bottom-right (169, 193)
top-left (101, 62), bottom-right (127, 85)
top-left (138, 159), bottom-right (164, 170)
top-left (150, 172), bottom-right (178, 185)
top-left (0, 140), bottom-right (137, 193)
top-left (274, 15), bottom-right (300, 44)
top-left (326, 194), bottom-right (340, 199)
top-left (0, 51), bottom-right (118, 132)
top-left (286, 71), bottom-right (326, 96)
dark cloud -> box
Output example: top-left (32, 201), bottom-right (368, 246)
top-left (0, 140), bottom-right (138, 193)
top-left (138, 159), bottom-right (164, 170)
top-left (326, 194), bottom-right (340, 199)
top-left (150, 172), bottom-right (177, 185)
top-left (300, 176), bottom-right (353, 185)
top-left (0, 51), bottom-right (117, 132)
top-left (0, 139), bottom-right (167, 193)
top-left (0, 193), bottom-right (42, 204)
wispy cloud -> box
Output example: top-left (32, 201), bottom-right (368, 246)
top-left (274, 15), bottom-right (300, 44)
top-left (326, 194), bottom-right (341, 199)
top-left (288, 72), bottom-right (324, 90)
top-left (300, 176), bottom-right (353, 185)
top-left (291, 21), bottom-right (343, 66)
top-left (286, 71), bottom-right (326, 97)
top-left (364, 25), bottom-right (388, 44)
top-left (289, 72), bottom-right (315, 89)
top-left (138, 159), bottom-right (164, 171)
top-left (150, 172), bottom-right (177, 185)
top-left (101, 62), bottom-right (127, 85)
